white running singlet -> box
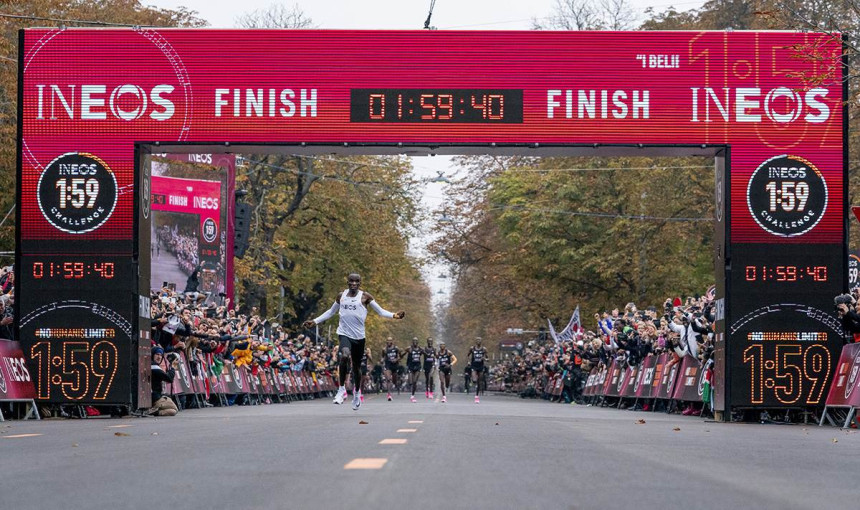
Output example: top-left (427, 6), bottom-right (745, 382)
top-left (337, 289), bottom-right (367, 340)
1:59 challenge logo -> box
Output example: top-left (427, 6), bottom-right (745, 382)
top-left (37, 152), bottom-right (118, 234)
top-left (747, 155), bottom-right (827, 237)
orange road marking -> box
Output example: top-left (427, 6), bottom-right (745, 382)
top-left (379, 438), bottom-right (408, 445)
top-left (344, 458), bottom-right (388, 470)
top-left (397, 428), bottom-right (417, 433)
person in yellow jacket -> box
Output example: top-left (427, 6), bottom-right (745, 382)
top-left (231, 340), bottom-right (271, 368)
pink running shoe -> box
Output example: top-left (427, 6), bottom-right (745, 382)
top-left (359, 391), bottom-right (364, 403)
top-left (425, 391), bottom-right (429, 399)
top-left (410, 395), bottom-right (417, 403)
top-left (441, 396), bottom-right (447, 403)
top-left (475, 395), bottom-right (480, 404)
top-left (387, 393), bottom-right (392, 401)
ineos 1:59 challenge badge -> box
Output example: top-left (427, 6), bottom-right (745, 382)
top-left (37, 152), bottom-right (118, 234)
top-left (747, 154), bottom-right (827, 238)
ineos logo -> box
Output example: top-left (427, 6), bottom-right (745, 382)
top-left (35, 84), bottom-right (176, 121)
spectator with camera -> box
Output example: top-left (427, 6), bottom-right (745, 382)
top-left (835, 291), bottom-right (860, 343)
top-left (147, 347), bottom-right (179, 416)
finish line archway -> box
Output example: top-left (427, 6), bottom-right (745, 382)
top-left (15, 29), bottom-right (846, 417)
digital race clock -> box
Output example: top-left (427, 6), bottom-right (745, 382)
top-left (350, 89), bottom-right (523, 123)
top-left (29, 259), bottom-right (118, 281)
top-left (743, 265), bottom-right (828, 282)
top-left (729, 243), bottom-right (844, 407)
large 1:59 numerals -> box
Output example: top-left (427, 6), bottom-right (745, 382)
top-left (56, 178), bottom-right (99, 209)
top-left (743, 344), bottom-right (830, 405)
top-left (30, 341), bottom-right (118, 400)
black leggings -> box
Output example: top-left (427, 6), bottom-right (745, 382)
top-left (338, 335), bottom-right (365, 390)
top-left (424, 366), bottom-right (434, 392)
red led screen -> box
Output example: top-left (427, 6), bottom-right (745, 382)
top-left (17, 29), bottom-right (846, 411)
top-left (20, 29), bottom-right (843, 248)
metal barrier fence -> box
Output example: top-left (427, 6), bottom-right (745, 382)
top-left (161, 351), bottom-right (337, 409)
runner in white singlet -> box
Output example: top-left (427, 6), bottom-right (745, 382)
top-left (303, 273), bottom-right (404, 410)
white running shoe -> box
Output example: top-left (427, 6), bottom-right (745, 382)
top-left (352, 392), bottom-right (361, 410)
top-left (441, 396), bottom-right (447, 403)
top-left (410, 395), bottom-right (417, 403)
top-left (333, 386), bottom-right (346, 405)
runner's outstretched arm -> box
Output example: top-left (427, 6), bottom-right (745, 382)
top-left (302, 301), bottom-right (338, 328)
top-left (369, 300), bottom-right (404, 319)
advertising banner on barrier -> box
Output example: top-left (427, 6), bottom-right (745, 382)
top-left (603, 361), bottom-right (622, 397)
top-left (672, 356), bottom-right (704, 402)
top-left (635, 355), bottom-right (657, 399)
top-left (0, 340), bottom-right (36, 400)
top-left (621, 365), bottom-right (639, 398)
top-left (271, 370), bottom-right (284, 394)
top-left (594, 367), bottom-right (608, 397)
top-left (584, 369), bottom-right (598, 396)
top-left (823, 343), bottom-right (860, 407)
top-left (221, 363), bottom-right (247, 394)
top-left (170, 353), bottom-right (195, 395)
top-left (656, 356), bottom-right (681, 399)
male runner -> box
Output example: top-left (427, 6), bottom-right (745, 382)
top-left (303, 273), bottom-right (404, 410)
top-left (423, 338), bottom-right (436, 399)
top-left (359, 347), bottom-right (371, 403)
top-left (468, 337), bottom-right (488, 403)
top-left (406, 337), bottom-right (423, 403)
top-left (383, 337), bottom-right (404, 401)
top-left (436, 342), bottom-right (457, 403)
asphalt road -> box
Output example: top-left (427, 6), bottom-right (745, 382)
top-left (1, 393), bottom-right (857, 510)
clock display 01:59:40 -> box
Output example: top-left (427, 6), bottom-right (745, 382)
top-left (744, 265), bottom-right (827, 282)
top-left (350, 89), bottom-right (523, 123)
top-left (32, 261), bottom-right (115, 279)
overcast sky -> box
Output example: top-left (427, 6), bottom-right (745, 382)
top-left (149, 0), bottom-right (706, 30)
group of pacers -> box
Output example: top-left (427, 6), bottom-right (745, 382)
top-left (303, 272), bottom-right (489, 410)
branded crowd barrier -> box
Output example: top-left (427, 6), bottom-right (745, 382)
top-left (0, 340), bottom-right (40, 421)
top-left (819, 343), bottom-right (860, 428)
top-left (158, 350), bottom-right (335, 409)
top-left (578, 354), bottom-right (704, 410)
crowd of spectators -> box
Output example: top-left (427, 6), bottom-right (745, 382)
top-left (0, 265), bottom-right (13, 341)
top-left (146, 284), bottom-right (338, 415)
top-left (487, 290), bottom-right (718, 415)
top-left (155, 224), bottom-right (199, 275)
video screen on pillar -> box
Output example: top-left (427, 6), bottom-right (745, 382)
top-left (730, 154), bottom-right (844, 408)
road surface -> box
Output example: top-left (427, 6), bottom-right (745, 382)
top-left (1, 393), bottom-right (857, 510)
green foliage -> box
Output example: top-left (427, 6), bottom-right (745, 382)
top-left (233, 154), bottom-right (432, 353)
top-left (434, 157), bottom-right (714, 354)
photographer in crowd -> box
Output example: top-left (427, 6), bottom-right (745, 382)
top-left (148, 347), bottom-right (179, 416)
top-left (835, 290), bottom-right (860, 343)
